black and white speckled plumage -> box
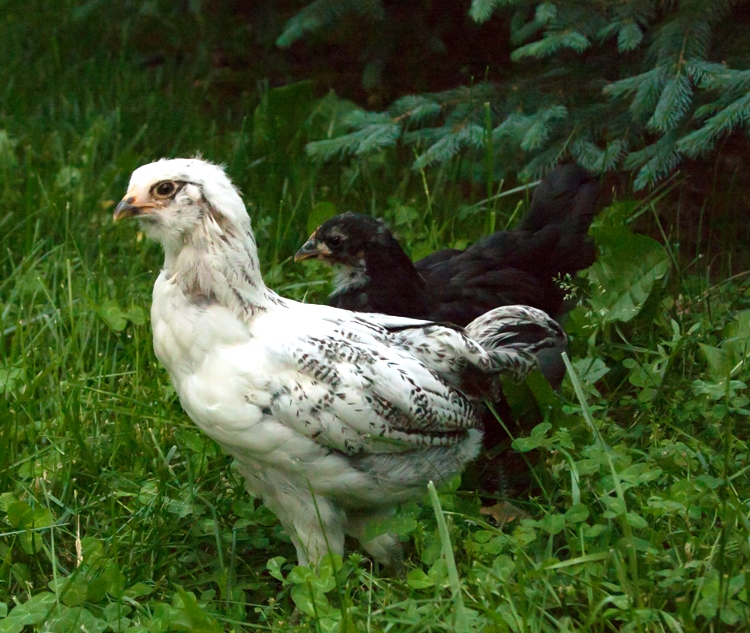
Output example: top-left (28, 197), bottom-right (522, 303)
top-left (113, 158), bottom-right (565, 567)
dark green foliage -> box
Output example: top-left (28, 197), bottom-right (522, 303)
top-left (276, 0), bottom-right (384, 48)
top-left (1, 2), bottom-right (749, 631)
top-left (289, 0), bottom-right (750, 188)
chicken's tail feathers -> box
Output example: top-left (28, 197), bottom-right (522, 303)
top-left (466, 305), bottom-right (566, 352)
top-left (516, 164), bottom-right (600, 235)
top-left (465, 305), bottom-right (568, 383)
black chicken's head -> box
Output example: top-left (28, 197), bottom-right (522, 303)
top-left (295, 212), bottom-right (389, 266)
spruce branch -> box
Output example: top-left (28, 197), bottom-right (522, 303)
top-left (277, 0), bottom-right (384, 48)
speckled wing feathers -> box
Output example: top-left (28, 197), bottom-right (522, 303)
top-left (264, 316), bottom-right (483, 457)
top-left (256, 305), bottom-right (564, 459)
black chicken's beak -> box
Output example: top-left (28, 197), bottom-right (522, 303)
top-left (294, 238), bottom-right (332, 262)
top-left (113, 198), bottom-right (143, 221)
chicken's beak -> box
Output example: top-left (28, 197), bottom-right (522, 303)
top-left (294, 237), bottom-right (332, 262)
top-left (113, 198), bottom-right (144, 221)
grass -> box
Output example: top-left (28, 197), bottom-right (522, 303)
top-left (1, 3), bottom-right (749, 632)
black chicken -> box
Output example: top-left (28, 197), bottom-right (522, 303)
top-left (295, 165), bottom-right (600, 488)
top-left (295, 164), bottom-right (599, 336)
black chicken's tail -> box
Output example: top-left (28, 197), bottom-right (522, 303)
top-left (516, 164), bottom-right (600, 235)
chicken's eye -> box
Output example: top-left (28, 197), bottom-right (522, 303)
top-left (328, 235), bottom-right (343, 247)
top-left (155, 181), bottom-right (176, 197)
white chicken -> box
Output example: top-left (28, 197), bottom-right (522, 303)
top-left (113, 158), bottom-right (565, 567)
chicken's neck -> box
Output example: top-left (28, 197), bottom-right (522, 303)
top-left (350, 240), bottom-right (432, 319)
top-left (367, 243), bottom-right (423, 286)
top-left (162, 220), bottom-right (277, 319)
top-left (332, 259), bottom-right (369, 293)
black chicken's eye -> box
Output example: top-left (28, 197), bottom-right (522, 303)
top-left (328, 235), bottom-right (343, 247)
top-left (155, 181), bottom-right (176, 197)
